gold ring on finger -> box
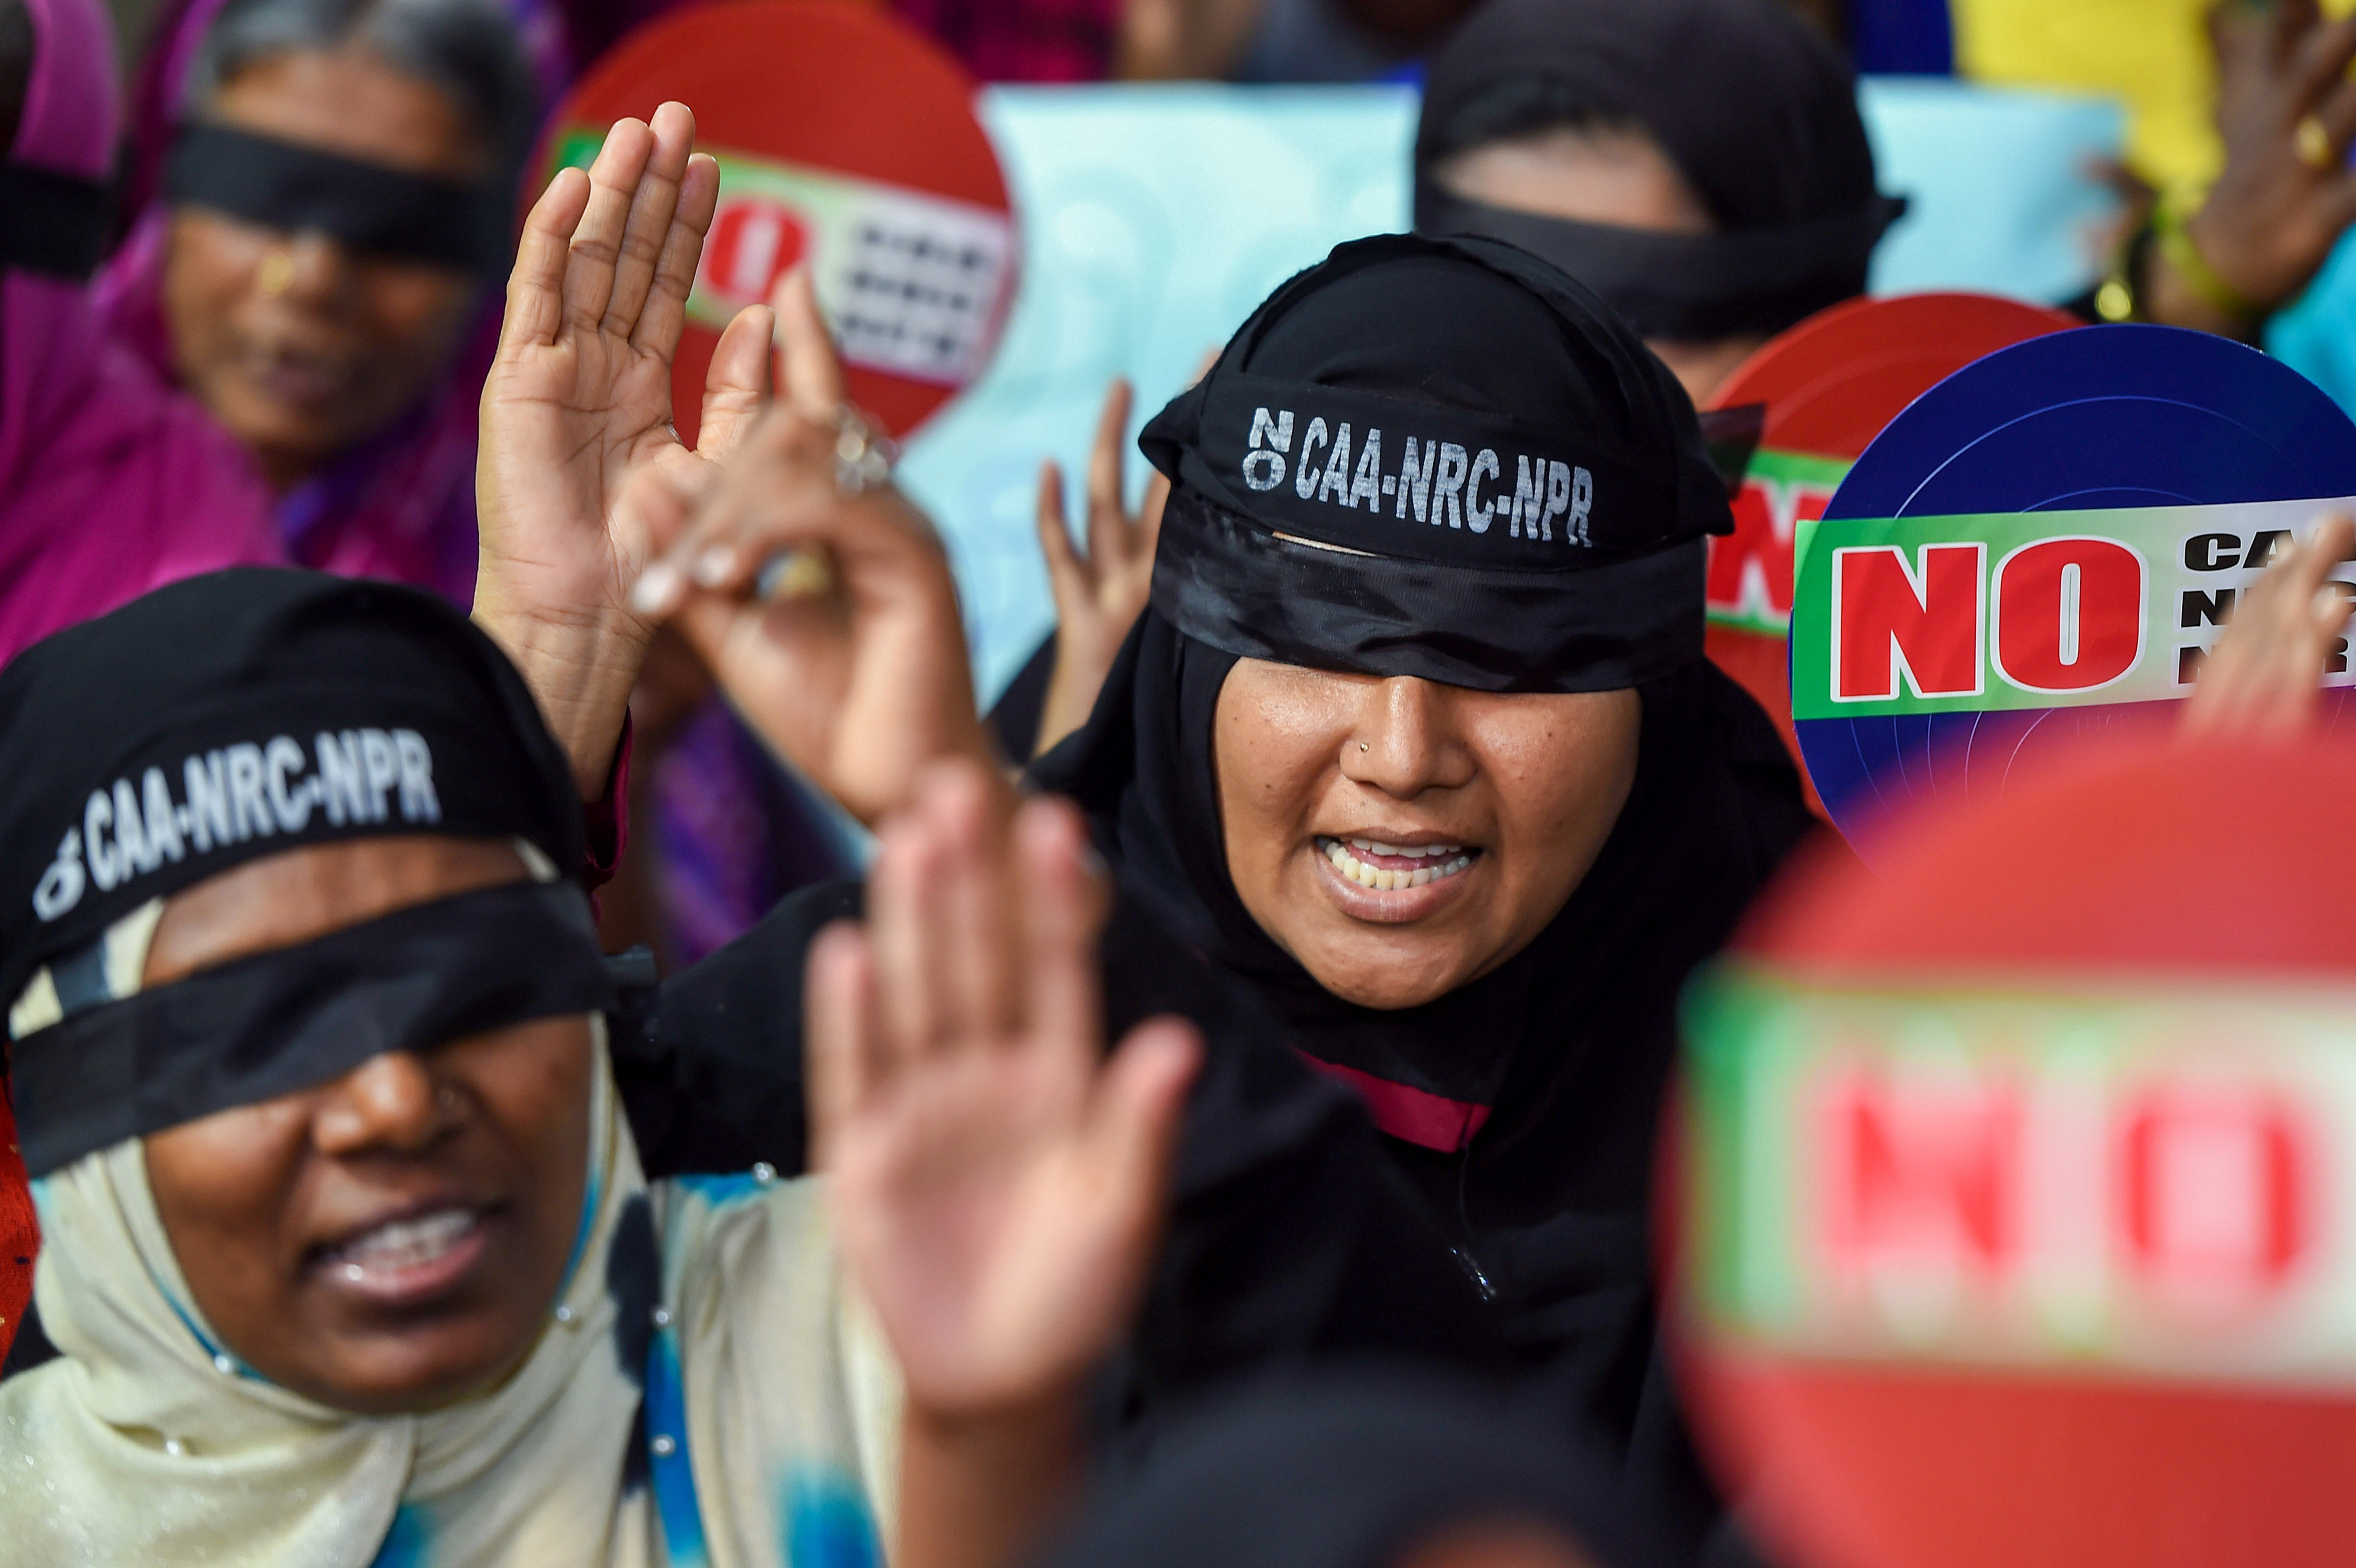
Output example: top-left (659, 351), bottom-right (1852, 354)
top-left (2298, 113), bottom-right (2336, 171)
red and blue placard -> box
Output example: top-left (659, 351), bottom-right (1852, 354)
top-left (1791, 324), bottom-right (2356, 845)
top-left (1703, 294), bottom-right (2074, 806)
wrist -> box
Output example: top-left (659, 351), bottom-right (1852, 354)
top-left (470, 592), bottom-right (652, 797)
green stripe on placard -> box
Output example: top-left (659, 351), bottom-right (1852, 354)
top-left (1788, 495), bottom-right (2356, 720)
top-left (1679, 964), bottom-right (2356, 1386)
top-left (1704, 448), bottom-right (1852, 638)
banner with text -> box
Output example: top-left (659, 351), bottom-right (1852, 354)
top-left (1790, 496), bottom-right (2356, 721)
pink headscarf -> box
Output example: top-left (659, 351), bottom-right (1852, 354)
top-left (0, 0), bottom-right (278, 667)
top-left (97, 0), bottom-right (575, 606)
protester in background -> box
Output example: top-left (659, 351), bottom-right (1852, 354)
top-left (0, 569), bottom-right (1202, 1568)
top-left (98, 0), bottom-right (536, 600)
top-left (0, 0), bottom-right (276, 666)
top-left (1414, 0), bottom-right (1902, 408)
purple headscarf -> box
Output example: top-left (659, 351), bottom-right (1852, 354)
top-left (0, 0), bottom-right (279, 667)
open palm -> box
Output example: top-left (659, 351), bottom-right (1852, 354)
top-left (473, 102), bottom-right (772, 788)
top-left (807, 763), bottom-right (1200, 1414)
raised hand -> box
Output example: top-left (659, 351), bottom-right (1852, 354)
top-left (2182, 513), bottom-right (2356, 736)
top-left (1032, 377), bottom-right (1169, 757)
top-left (2147, 0), bottom-right (2356, 338)
top-left (473, 103), bottom-right (774, 794)
top-left (806, 760), bottom-right (1200, 1417)
top-left (628, 269), bottom-right (997, 826)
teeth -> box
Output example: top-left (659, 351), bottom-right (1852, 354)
top-left (1346, 838), bottom-right (1463, 860)
top-left (331, 1208), bottom-right (478, 1274)
top-left (1319, 837), bottom-right (1475, 891)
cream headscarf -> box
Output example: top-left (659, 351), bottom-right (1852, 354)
top-left (0, 1033), bottom-right (900, 1568)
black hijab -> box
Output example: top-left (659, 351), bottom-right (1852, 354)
top-left (1414, 0), bottom-right (1902, 342)
top-left (1044, 1369), bottom-right (1677, 1568)
top-left (1031, 238), bottom-right (1813, 1441)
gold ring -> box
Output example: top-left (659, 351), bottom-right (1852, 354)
top-left (256, 247), bottom-right (295, 297)
top-left (2298, 113), bottom-right (2335, 171)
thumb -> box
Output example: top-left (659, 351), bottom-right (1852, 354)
top-left (772, 266), bottom-right (847, 421)
top-left (1086, 1018), bottom-right (1201, 1234)
top-left (694, 304), bottom-right (776, 461)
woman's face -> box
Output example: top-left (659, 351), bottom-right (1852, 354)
top-left (163, 46), bottom-right (484, 489)
top-left (141, 836), bottom-right (592, 1416)
top-left (1215, 660), bottom-right (1641, 1010)
top-left (1433, 125), bottom-right (1764, 404)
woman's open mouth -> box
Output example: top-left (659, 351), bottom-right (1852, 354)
top-left (1312, 835), bottom-right (1484, 923)
top-left (311, 1204), bottom-right (494, 1307)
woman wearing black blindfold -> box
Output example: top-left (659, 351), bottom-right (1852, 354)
top-left (116, 0), bottom-right (535, 593)
top-left (0, 566), bottom-right (1222, 1568)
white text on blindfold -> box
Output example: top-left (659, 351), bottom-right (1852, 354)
top-left (1242, 407), bottom-right (1594, 545)
top-left (33, 729), bottom-right (442, 921)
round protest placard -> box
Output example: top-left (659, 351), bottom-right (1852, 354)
top-left (1787, 324), bottom-right (2356, 844)
top-left (1702, 295), bottom-right (2074, 796)
top-left (540, 0), bottom-right (1018, 444)
top-left (1668, 739), bottom-right (2356, 1568)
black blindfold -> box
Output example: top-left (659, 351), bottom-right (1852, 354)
top-left (8, 880), bottom-right (614, 1175)
top-left (0, 162), bottom-right (112, 280)
top-left (1417, 180), bottom-right (1905, 342)
top-left (162, 124), bottom-right (510, 276)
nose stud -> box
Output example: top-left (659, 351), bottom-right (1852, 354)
top-left (1359, 742), bottom-right (1369, 752)
top-left (257, 246), bottom-right (294, 297)
top-left (435, 1084), bottom-right (460, 1113)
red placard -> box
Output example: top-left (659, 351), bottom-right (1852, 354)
top-left (1703, 294), bottom-right (2078, 806)
top-left (539, 0), bottom-right (1017, 443)
top-left (1672, 737), bottom-right (2356, 1568)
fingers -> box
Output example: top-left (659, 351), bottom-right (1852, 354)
top-left (1140, 469), bottom-right (1172, 551)
top-left (864, 759), bottom-right (1026, 1070)
top-left (2300, 16), bottom-right (2356, 122)
top-left (693, 303), bottom-right (777, 463)
top-left (868, 788), bottom-right (948, 1066)
top-left (1086, 1016), bottom-right (1202, 1237)
top-left (503, 166), bottom-right (591, 351)
top-left (805, 919), bottom-right (880, 1170)
top-left (1016, 793), bottom-right (1107, 1081)
top-left (630, 149), bottom-right (722, 359)
top-left (562, 117), bottom-right (655, 334)
top-left (935, 763), bottom-right (1020, 1048)
top-left (1086, 378), bottom-right (1136, 564)
top-left (2302, 514), bottom-right (2356, 631)
top-left (601, 102), bottom-right (699, 341)
top-left (773, 266), bottom-right (848, 420)
top-left (1036, 458), bottom-right (1085, 590)
top-left (2182, 513), bottom-right (2356, 737)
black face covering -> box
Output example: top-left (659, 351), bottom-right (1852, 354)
top-left (0, 569), bottom-right (597, 1169)
top-left (1414, 0), bottom-right (1902, 342)
top-left (162, 123), bottom-right (510, 275)
top-left (1142, 234), bottom-right (1730, 694)
top-left (0, 160), bottom-right (110, 278)
top-left (10, 880), bottom-right (612, 1174)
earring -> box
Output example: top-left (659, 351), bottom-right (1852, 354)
top-left (256, 246), bottom-right (295, 297)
